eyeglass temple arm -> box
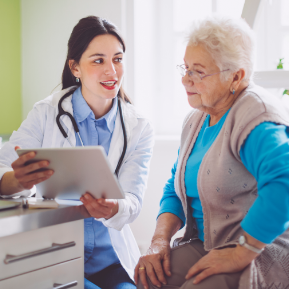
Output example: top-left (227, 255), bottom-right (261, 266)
top-left (202, 69), bottom-right (230, 79)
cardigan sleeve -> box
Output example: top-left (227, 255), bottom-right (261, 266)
top-left (240, 122), bottom-right (289, 244)
top-left (157, 152), bottom-right (186, 228)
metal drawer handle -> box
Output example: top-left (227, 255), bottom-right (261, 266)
top-left (4, 241), bottom-right (76, 264)
top-left (53, 281), bottom-right (78, 289)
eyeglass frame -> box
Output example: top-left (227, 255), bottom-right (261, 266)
top-left (176, 64), bottom-right (230, 82)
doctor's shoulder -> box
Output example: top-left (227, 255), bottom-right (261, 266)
top-left (18, 86), bottom-right (77, 135)
top-left (33, 86), bottom-right (77, 110)
top-left (122, 100), bottom-right (154, 135)
top-left (121, 101), bottom-right (155, 154)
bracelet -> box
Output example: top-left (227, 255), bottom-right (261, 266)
top-left (239, 235), bottom-right (264, 254)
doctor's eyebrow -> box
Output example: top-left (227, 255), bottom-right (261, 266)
top-left (89, 52), bottom-right (123, 58)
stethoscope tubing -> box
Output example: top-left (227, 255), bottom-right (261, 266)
top-left (114, 98), bottom-right (128, 177)
top-left (56, 88), bottom-right (127, 177)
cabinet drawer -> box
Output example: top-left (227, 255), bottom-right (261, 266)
top-left (0, 257), bottom-right (84, 289)
top-left (0, 220), bottom-right (83, 280)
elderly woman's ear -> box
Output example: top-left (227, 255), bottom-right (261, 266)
top-left (230, 68), bottom-right (247, 94)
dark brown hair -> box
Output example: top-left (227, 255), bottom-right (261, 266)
top-left (62, 16), bottom-right (131, 103)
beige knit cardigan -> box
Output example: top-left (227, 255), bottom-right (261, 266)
top-left (174, 83), bottom-right (289, 289)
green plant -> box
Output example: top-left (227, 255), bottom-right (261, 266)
top-left (276, 58), bottom-right (288, 96)
top-left (277, 58), bottom-right (284, 69)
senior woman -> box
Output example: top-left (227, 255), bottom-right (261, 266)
top-left (134, 16), bottom-right (289, 289)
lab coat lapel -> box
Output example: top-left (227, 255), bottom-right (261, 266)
top-left (121, 100), bottom-right (138, 145)
top-left (108, 100), bottom-right (138, 172)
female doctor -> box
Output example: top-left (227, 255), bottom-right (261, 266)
top-left (0, 16), bottom-right (154, 289)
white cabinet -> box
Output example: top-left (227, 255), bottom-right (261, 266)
top-left (0, 220), bottom-right (84, 288)
top-left (0, 258), bottom-right (83, 289)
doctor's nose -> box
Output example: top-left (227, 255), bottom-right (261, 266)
top-left (104, 61), bottom-right (116, 75)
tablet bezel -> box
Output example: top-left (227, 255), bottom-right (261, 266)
top-left (16, 147), bottom-right (125, 200)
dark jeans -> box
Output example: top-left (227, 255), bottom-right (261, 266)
top-left (85, 263), bottom-right (136, 289)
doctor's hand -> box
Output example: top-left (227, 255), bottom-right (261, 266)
top-left (0, 146), bottom-right (54, 195)
top-left (80, 193), bottom-right (119, 219)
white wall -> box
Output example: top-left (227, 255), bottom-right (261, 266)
top-left (20, 0), bottom-right (186, 254)
top-left (19, 0), bottom-right (289, 256)
top-left (130, 138), bottom-right (185, 253)
top-left (21, 0), bottom-right (134, 118)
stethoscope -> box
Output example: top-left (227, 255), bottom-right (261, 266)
top-left (56, 88), bottom-right (127, 177)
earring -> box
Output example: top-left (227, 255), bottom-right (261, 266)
top-left (76, 77), bottom-right (80, 83)
top-left (232, 89), bottom-right (235, 95)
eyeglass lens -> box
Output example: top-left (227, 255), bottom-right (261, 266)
top-left (177, 66), bottom-right (202, 83)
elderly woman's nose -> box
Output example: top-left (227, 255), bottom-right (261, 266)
top-left (182, 74), bottom-right (193, 86)
top-left (104, 61), bottom-right (116, 75)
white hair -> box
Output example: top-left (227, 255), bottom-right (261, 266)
top-left (187, 16), bottom-right (256, 82)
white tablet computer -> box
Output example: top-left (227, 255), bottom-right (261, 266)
top-left (16, 147), bottom-right (125, 200)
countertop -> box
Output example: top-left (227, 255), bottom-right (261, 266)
top-left (0, 199), bottom-right (90, 238)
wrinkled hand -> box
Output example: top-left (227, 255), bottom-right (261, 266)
top-left (134, 238), bottom-right (171, 289)
top-left (12, 146), bottom-right (53, 190)
top-left (80, 193), bottom-right (119, 219)
top-left (186, 245), bottom-right (257, 284)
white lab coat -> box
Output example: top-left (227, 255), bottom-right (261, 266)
top-left (0, 86), bottom-right (154, 280)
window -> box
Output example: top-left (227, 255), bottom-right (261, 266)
top-left (255, 0), bottom-right (289, 70)
top-left (253, 0), bottom-right (289, 98)
top-left (134, 0), bottom-right (245, 135)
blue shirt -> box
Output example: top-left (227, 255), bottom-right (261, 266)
top-left (71, 87), bottom-right (120, 277)
top-left (159, 112), bottom-right (289, 244)
top-left (185, 110), bottom-right (230, 241)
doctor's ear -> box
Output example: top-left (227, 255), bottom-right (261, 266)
top-left (68, 59), bottom-right (81, 78)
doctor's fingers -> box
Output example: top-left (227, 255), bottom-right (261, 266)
top-left (81, 200), bottom-right (112, 218)
top-left (82, 193), bottom-right (114, 205)
top-left (20, 175), bottom-right (53, 190)
top-left (12, 151), bottom-right (36, 168)
top-left (82, 193), bottom-right (117, 209)
top-left (14, 166), bottom-right (53, 182)
top-left (16, 171), bottom-right (54, 189)
top-left (97, 198), bottom-right (117, 208)
top-left (14, 161), bottom-right (51, 177)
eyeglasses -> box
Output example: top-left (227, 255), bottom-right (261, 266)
top-left (176, 64), bottom-right (230, 83)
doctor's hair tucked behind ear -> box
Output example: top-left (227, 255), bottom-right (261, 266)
top-left (61, 16), bottom-right (131, 103)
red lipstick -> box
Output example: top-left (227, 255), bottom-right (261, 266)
top-left (100, 80), bottom-right (117, 90)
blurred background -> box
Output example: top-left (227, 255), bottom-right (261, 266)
top-left (1, 0), bottom-right (289, 253)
